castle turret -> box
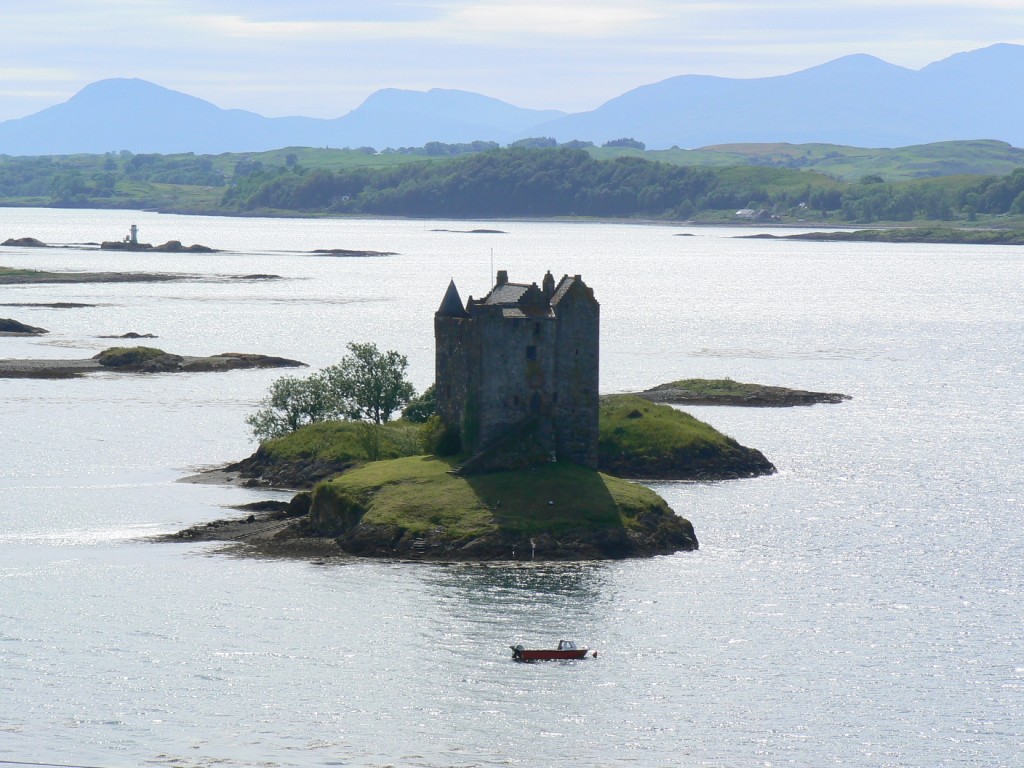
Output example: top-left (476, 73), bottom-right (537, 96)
top-left (437, 279), bottom-right (467, 317)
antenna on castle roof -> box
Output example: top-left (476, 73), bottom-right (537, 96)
top-left (490, 247), bottom-right (494, 287)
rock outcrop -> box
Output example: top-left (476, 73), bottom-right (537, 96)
top-left (100, 240), bottom-right (218, 252)
top-left (1, 237), bottom-right (48, 247)
top-left (0, 350), bottom-right (306, 379)
top-left (0, 318), bottom-right (48, 335)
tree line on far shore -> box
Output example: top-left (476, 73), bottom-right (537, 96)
top-left (224, 147), bottom-right (1024, 222)
top-left (4, 144), bottom-right (1024, 224)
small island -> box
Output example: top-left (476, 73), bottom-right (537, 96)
top-left (1, 265), bottom-right (280, 285)
top-left (0, 318), bottom-right (48, 336)
top-left (308, 248), bottom-right (397, 257)
top-left (636, 378), bottom-right (850, 407)
top-left (172, 272), bottom-right (780, 562)
top-left (0, 346), bottom-right (306, 379)
top-left (1, 265), bottom-right (190, 285)
top-left (429, 228), bottom-right (508, 234)
top-left (1, 237), bottom-right (49, 248)
top-left (744, 226), bottom-right (1024, 246)
top-left (99, 224), bottom-right (217, 252)
top-left (100, 239), bottom-right (218, 253)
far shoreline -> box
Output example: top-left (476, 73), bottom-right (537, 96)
top-left (0, 202), bottom-right (911, 230)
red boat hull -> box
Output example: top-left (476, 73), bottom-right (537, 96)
top-left (511, 647), bottom-right (589, 661)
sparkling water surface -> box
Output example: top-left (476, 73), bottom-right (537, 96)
top-left (1, 208), bottom-right (1021, 767)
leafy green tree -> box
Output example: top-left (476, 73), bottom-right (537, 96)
top-left (322, 342), bottom-right (416, 425)
top-left (511, 137), bottom-right (558, 149)
top-left (401, 384), bottom-right (436, 423)
top-left (602, 138), bottom-right (646, 150)
top-left (245, 373), bottom-right (332, 441)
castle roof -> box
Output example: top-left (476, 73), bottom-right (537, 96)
top-left (475, 273), bottom-right (553, 318)
top-left (484, 282), bottom-right (531, 306)
top-left (441, 271), bottom-right (595, 322)
top-left (551, 274), bottom-right (595, 306)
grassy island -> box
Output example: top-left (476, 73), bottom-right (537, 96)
top-left (637, 378), bottom-right (850, 407)
top-left (298, 455), bottom-right (697, 560)
top-left (599, 395), bottom-right (775, 478)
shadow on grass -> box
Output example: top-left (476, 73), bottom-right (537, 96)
top-left (462, 462), bottom-right (623, 537)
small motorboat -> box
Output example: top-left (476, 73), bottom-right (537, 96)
top-left (510, 639), bottom-right (594, 661)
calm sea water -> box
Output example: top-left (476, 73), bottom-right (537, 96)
top-left (1, 208), bottom-right (1021, 768)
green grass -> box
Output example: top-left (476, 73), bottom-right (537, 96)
top-left (261, 419), bottom-right (422, 463)
top-left (654, 140), bottom-right (1024, 182)
top-left (234, 147), bottom-right (448, 172)
top-left (263, 396), bottom-right (757, 482)
top-left (0, 266), bottom-right (53, 278)
top-left (655, 378), bottom-right (764, 397)
top-left (310, 456), bottom-right (670, 539)
top-left (599, 394), bottom-right (733, 458)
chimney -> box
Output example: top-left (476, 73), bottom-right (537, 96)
top-left (542, 270), bottom-right (555, 299)
top-left (496, 269), bottom-right (508, 286)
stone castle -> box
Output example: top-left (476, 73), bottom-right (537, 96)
top-left (435, 270), bottom-right (600, 469)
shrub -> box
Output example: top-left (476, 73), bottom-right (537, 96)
top-left (93, 346), bottom-right (167, 367)
top-left (421, 415), bottom-right (461, 456)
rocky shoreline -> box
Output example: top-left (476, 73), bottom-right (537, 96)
top-left (154, 501), bottom-right (349, 558)
top-left (159, 505), bottom-right (697, 562)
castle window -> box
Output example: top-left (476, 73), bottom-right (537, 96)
top-left (533, 322), bottom-right (541, 337)
top-left (526, 345), bottom-right (537, 361)
top-left (530, 392), bottom-right (541, 414)
top-left (553, 391), bottom-right (559, 403)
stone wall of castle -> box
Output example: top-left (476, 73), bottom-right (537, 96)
top-left (552, 286), bottom-right (600, 468)
top-left (434, 313), bottom-right (476, 448)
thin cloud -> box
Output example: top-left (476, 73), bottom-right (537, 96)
top-left (0, 0), bottom-right (1022, 121)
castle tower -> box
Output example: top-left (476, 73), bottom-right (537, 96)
top-left (434, 271), bottom-right (599, 469)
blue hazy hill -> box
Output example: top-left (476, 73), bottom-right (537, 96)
top-left (331, 88), bottom-right (565, 148)
top-left (0, 80), bottom-right (565, 155)
top-left (0, 79), bottom-right (332, 155)
top-left (532, 44), bottom-right (1024, 148)
top-left (0, 44), bottom-right (1022, 155)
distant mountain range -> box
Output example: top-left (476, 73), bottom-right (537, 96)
top-left (1, 44), bottom-right (1023, 156)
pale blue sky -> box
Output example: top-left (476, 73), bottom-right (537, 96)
top-left (1, 0), bottom-right (1022, 121)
